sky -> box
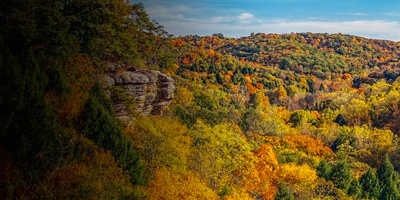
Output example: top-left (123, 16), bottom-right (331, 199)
top-left (136, 0), bottom-right (400, 41)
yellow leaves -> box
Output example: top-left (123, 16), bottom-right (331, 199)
top-left (276, 106), bottom-right (291, 122)
top-left (277, 85), bottom-right (288, 99)
top-left (224, 189), bottom-right (253, 200)
top-left (146, 168), bottom-right (218, 200)
top-left (189, 121), bottom-right (253, 191)
top-left (244, 74), bottom-right (252, 82)
top-left (175, 87), bottom-right (194, 107)
top-left (339, 98), bottom-right (370, 126)
top-left (129, 116), bottom-right (191, 174)
top-left (277, 86), bottom-right (288, 105)
top-left (48, 138), bottom-right (135, 199)
top-left (349, 126), bottom-right (398, 167)
top-left (165, 63), bottom-right (180, 76)
top-left (279, 163), bottom-right (318, 192)
top-left (298, 77), bottom-right (309, 88)
top-left (172, 38), bottom-right (186, 47)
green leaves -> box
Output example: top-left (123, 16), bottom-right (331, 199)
top-left (377, 155), bottom-right (399, 200)
top-left (80, 84), bottom-right (145, 186)
top-left (316, 160), bottom-right (331, 180)
top-left (329, 162), bottom-right (353, 193)
top-left (275, 182), bottom-right (294, 200)
top-left (360, 168), bottom-right (380, 199)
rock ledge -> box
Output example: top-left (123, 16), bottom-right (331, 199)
top-left (103, 69), bottom-right (175, 121)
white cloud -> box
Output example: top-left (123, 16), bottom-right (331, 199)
top-left (239, 13), bottom-right (254, 20)
top-left (237, 12), bottom-right (263, 24)
top-left (256, 20), bottom-right (400, 41)
top-left (210, 16), bottom-right (230, 23)
top-left (386, 12), bottom-right (400, 17)
top-left (146, 4), bottom-right (195, 20)
top-left (162, 19), bottom-right (400, 41)
top-left (143, 4), bottom-right (400, 41)
top-left (351, 12), bottom-right (367, 16)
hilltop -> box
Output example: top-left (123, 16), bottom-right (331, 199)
top-left (1, 1), bottom-right (400, 199)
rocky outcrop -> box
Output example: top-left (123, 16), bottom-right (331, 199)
top-left (103, 69), bottom-right (175, 122)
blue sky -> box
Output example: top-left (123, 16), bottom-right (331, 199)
top-left (136, 0), bottom-right (400, 41)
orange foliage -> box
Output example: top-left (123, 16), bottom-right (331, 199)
top-left (342, 73), bottom-right (352, 80)
top-left (172, 39), bottom-right (186, 47)
top-left (244, 74), bottom-right (252, 82)
top-left (182, 57), bottom-right (191, 65)
top-left (256, 83), bottom-right (264, 90)
top-left (206, 49), bottom-right (215, 57)
top-left (246, 82), bottom-right (258, 94)
top-left (242, 144), bottom-right (279, 199)
top-left (277, 106), bottom-right (291, 122)
top-left (282, 135), bottom-right (333, 157)
top-left (357, 87), bottom-right (365, 94)
top-left (189, 52), bottom-right (199, 59)
top-left (231, 85), bottom-right (240, 93)
top-left (311, 111), bottom-right (321, 119)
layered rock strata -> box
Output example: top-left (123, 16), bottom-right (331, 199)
top-left (103, 69), bottom-right (175, 121)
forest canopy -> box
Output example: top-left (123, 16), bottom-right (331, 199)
top-left (1, 1), bottom-right (400, 199)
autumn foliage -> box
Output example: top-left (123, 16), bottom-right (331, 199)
top-left (2, 1), bottom-right (400, 199)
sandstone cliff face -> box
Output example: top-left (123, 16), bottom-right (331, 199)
top-left (103, 69), bottom-right (175, 121)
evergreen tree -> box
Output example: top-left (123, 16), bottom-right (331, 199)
top-left (379, 180), bottom-right (398, 200)
top-left (0, 40), bottom-right (59, 181)
top-left (330, 162), bottom-right (352, 193)
top-left (316, 159), bottom-right (331, 180)
top-left (377, 155), bottom-right (399, 200)
top-left (377, 155), bottom-right (397, 184)
top-left (319, 83), bottom-right (325, 91)
top-left (275, 182), bottom-right (294, 200)
top-left (80, 84), bottom-right (145, 185)
top-left (191, 63), bottom-right (199, 72)
top-left (360, 168), bottom-right (380, 199)
top-left (307, 79), bottom-right (316, 93)
top-left (216, 73), bottom-right (223, 84)
top-left (347, 178), bottom-right (361, 197)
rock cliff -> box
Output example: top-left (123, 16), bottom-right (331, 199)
top-left (103, 69), bottom-right (175, 122)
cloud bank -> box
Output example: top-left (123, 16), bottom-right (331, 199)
top-left (145, 4), bottom-right (400, 41)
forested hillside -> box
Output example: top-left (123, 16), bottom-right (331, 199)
top-left (1, 1), bottom-right (400, 199)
